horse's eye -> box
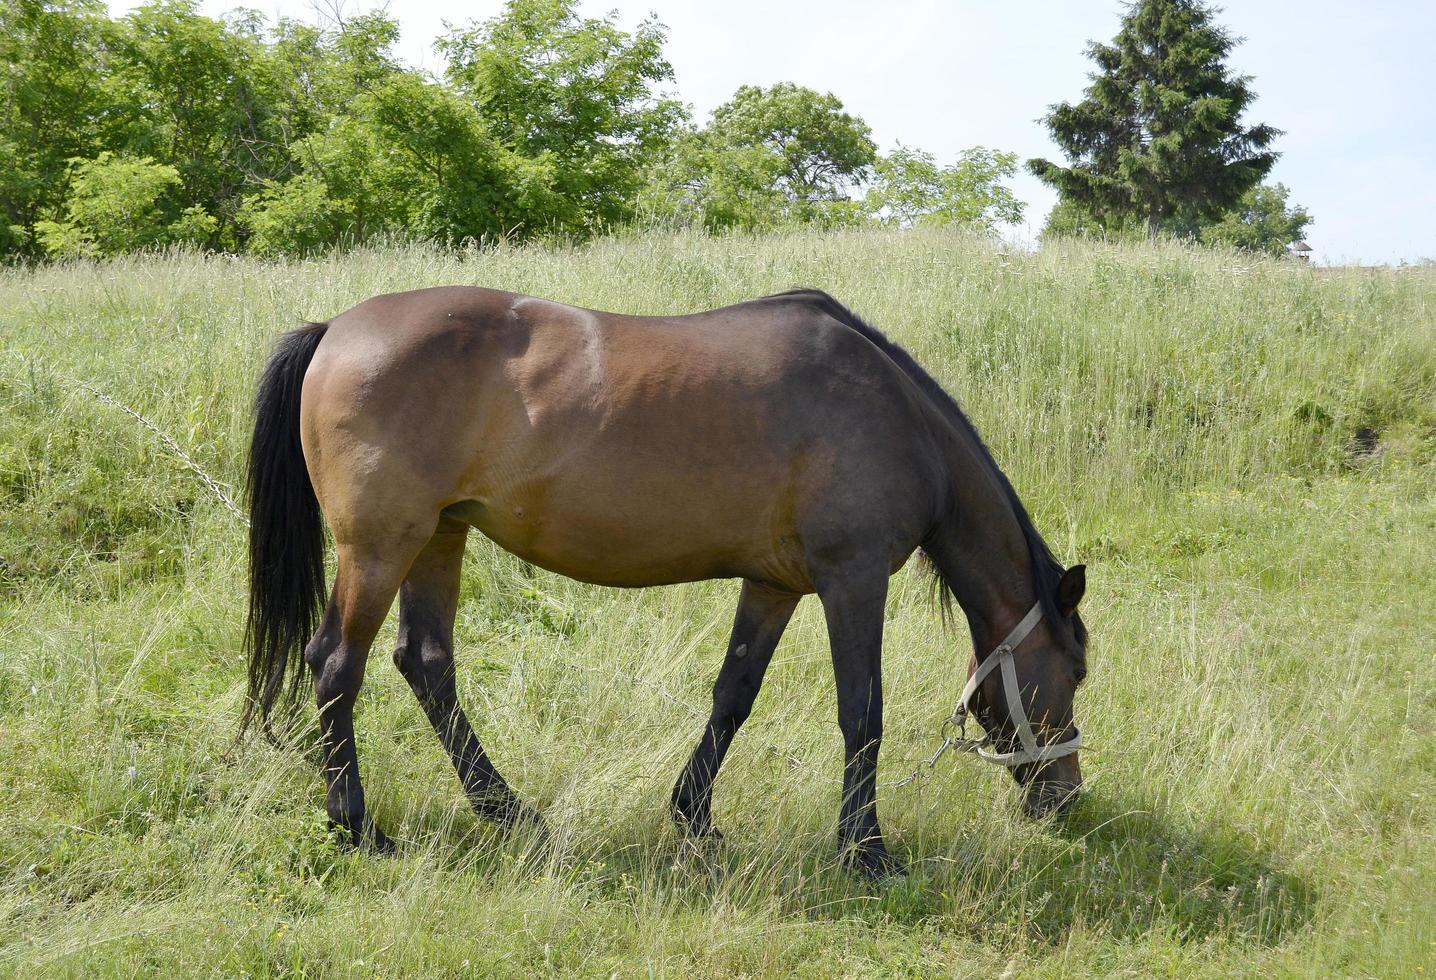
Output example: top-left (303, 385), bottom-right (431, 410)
top-left (1074, 665), bottom-right (1088, 685)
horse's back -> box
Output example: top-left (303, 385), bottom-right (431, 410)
top-left (301, 287), bottom-right (946, 591)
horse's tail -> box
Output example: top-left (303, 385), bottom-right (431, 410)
top-left (241, 321), bottom-right (329, 736)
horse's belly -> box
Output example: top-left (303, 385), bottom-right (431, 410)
top-left (442, 485), bottom-right (799, 589)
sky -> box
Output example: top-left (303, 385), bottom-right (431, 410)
top-left (108, 0), bottom-right (1436, 265)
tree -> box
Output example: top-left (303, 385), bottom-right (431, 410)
top-left (1028, 0), bottom-right (1279, 239)
top-left (263, 11), bottom-right (406, 154)
top-left (0, 0), bottom-right (125, 256)
top-left (33, 151), bottom-right (215, 257)
top-left (439, 0), bottom-right (685, 236)
top-left (1039, 198), bottom-right (1146, 242)
top-left (642, 83), bottom-right (876, 232)
top-left (1042, 179), bottom-right (1312, 255)
top-left (110, 0), bottom-right (292, 248)
top-left (1197, 181), bottom-right (1311, 255)
top-left (864, 145), bottom-right (1024, 230)
top-left (240, 72), bottom-right (561, 254)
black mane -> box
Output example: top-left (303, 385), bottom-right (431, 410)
top-left (768, 289), bottom-right (1080, 639)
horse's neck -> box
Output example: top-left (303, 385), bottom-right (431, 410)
top-left (926, 441), bottom-right (1037, 646)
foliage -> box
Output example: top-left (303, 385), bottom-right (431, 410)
top-left (709, 84), bottom-right (876, 215)
top-left (236, 174), bottom-right (347, 258)
top-left (1040, 196), bottom-right (1147, 242)
top-left (0, 0), bottom-right (1036, 258)
top-left (1028, 0), bottom-right (1279, 238)
top-left (33, 152), bottom-right (215, 258)
top-left (438, 0), bottom-right (686, 236)
top-left (643, 84), bottom-right (876, 232)
top-left (864, 145), bottom-right (1024, 229)
top-left (0, 0), bottom-right (122, 257)
top-left (108, 0), bottom-right (279, 248)
top-left (241, 73), bottom-right (561, 253)
top-left (1044, 180), bottom-right (1314, 256)
top-left (1197, 182), bottom-right (1313, 255)
top-left (2, 231), bottom-right (1432, 975)
top-left (0, 0), bottom-right (1016, 258)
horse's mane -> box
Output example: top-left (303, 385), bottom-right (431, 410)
top-left (766, 289), bottom-right (1081, 640)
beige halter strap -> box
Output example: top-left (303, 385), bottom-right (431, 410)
top-left (950, 601), bottom-right (1082, 767)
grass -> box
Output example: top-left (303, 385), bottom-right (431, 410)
top-left (1, 227), bottom-right (1432, 977)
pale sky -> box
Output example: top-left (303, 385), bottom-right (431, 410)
top-left (108, 0), bottom-right (1436, 265)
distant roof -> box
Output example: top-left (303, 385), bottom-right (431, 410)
top-left (1293, 241), bottom-right (1313, 252)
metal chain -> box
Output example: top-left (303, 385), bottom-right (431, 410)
top-left (886, 705), bottom-right (988, 788)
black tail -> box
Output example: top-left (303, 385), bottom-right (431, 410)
top-left (241, 321), bottom-right (330, 736)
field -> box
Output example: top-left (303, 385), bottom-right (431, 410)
top-left (1, 228), bottom-right (1433, 977)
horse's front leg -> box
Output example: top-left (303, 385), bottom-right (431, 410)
top-left (671, 580), bottom-right (799, 837)
top-left (817, 568), bottom-right (900, 878)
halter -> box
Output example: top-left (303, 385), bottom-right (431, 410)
top-left (947, 601), bottom-right (1082, 767)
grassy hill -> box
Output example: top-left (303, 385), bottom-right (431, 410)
top-left (1, 229), bottom-right (1432, 977)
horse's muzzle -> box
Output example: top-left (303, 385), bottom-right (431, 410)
top-left (1022, 778), bottom-right (1083, 818)
top-left (1017, 749), bottom-right (1083, 817)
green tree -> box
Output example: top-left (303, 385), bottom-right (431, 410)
top-left (1028, 0), bottom-right (1279, 239)
top-left (1043, 180), bottom-right (1312, 255)
top-left (1039, 198), bottom-right (1146, 242)
top-left (235, 10), bottom-right (417, 254)
top-left (0, 0), bottom-right (124, 256)
top-left (642, 83), bottom-right (876, 232)
top-left (240, 72), bottom-right (560, 254)
top-left (33, 151), bottom-right (215, 257)
top-left (864, 145), bottom-right (1024, 230)
top-left (109, 0), bottom-right (290, 247)
top-left (640, 132), bottom-right (791, 232)
top-left (0, 0), bottom-right (400, 259)
top-left (264, 9), bottom-right (404, 138)
top-left (236, 173), bottom-right (345, 257)
top-left (439, 0), bottom-right (685, 236)
top-left (1197, 182), bottom-right (1312, 255)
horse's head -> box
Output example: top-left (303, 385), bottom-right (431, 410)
top-left (965, 564), bottom-right (1088, 817)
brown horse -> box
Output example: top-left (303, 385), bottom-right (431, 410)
top-left (243, 286), bottom-right (1088, 877)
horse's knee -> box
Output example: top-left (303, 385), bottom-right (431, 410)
top-left (712, 677), bottom-right (758, 729)
top-left (393, 633), bottom-right (452, 697)
top-left (312, 646), bottom-right (366, 710)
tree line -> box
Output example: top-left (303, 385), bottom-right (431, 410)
top-left (1, 0), bottom-right (1309, 262)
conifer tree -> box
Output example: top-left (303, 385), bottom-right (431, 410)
top-left (1029, 0), bottom-right (1278, 239)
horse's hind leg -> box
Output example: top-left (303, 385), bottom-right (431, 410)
top-left (305, 536), bottom-right (427, 852)
top-left (393, 517), bottom-right (538, 828)
top-left (671, 580), bottom-right (799, 837)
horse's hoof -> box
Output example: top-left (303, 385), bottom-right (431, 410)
top-left (332, 819), bottom-right (396, 855)
top-left (840, 843), bottom-right (905, 882)
top-left (678, 827), bottom-right (725, 852)
top-left (671, 804), bottom-right (723, 841)
top-left (677, 819), bottom-right (724, 843)
top-left (476, 793), bottom-right (546, 835)
top-left (367, 826), bottom-right (397, 855)
top-left (503, 802), bottom-right (549, 834)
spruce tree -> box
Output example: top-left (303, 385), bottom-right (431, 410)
top-left (1029, 0), bottom-right (1279, 239)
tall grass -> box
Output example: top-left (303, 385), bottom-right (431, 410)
top-left (1, 229), bottom-right (1432, 976)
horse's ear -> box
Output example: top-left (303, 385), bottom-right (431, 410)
top-left (1056, 565), bottom-right (1086, 617)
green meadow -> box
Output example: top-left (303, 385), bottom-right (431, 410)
top-left (1, 228), bottom-right (1432, 977)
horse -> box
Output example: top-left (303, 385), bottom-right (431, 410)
top-left (243, 285), bottom-right (1088, 878)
